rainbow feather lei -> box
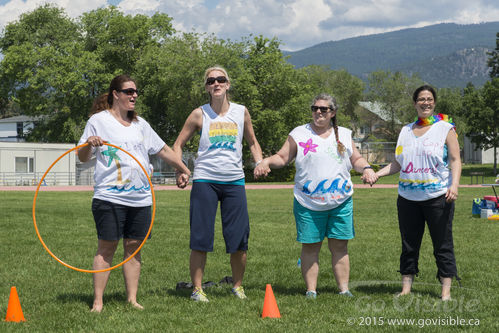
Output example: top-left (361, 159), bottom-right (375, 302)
top-left (415, 113), bottom-right (455, 129)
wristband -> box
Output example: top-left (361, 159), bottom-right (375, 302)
top-left (255, 160), bottom-right (263, 166)
top-left (363, 165), bottom-right (373, 170)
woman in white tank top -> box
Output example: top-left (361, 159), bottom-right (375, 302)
top-left (173, 66), bottom-right (263, 302)
top-left (376, 85), bottom-right (461, 301)
top-left (255, 93), bottom-right (377, 299)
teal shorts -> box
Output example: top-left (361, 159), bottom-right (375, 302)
top-left (294, 197), bottom-right (354, 243)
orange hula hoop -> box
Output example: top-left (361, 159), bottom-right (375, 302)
top-left (32, 142), bottom-right (156, 273)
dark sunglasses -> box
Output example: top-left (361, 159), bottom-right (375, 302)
top-left (205, 76), bottom-right (228, 85)
top-left (117, 88), bottom-right (139, 96)
top-left (311, 106), bottom-right (330, 113)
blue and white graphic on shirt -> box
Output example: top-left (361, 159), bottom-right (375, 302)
top-left (290, 123), bottom-right (354, 211)
top-left (102, 141), bottom-right (151, 193)
top-left (395, 121), bottom-right (452, 201)
top-left (207, 121), bottom-right (237, 151)
top-left (302, 177), bottom-right (352, 195)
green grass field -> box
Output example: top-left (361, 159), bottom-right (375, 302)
top-left (1, 187), bottom-right (498, 332)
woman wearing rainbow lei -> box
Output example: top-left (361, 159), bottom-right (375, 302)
top-left (375, 85), bottom-right (461, 301)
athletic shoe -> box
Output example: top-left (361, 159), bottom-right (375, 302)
top-left (191, 287), bottom-right (209, 302)
top-left (305, 290), bottom-right (317, 299)
top-left (231, 286), bottom-right (247, 299)
top-left (338, 290), bottom-right (354, 297)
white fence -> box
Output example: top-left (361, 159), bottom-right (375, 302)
top-left (0, 172), bottom-right (77, 186)
top-left (0, 171), bottom-right (177, 186)
top-left (357, 142), bottom-right (397, 165)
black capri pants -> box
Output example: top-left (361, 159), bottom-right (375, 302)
top-left (397, 194), bottom-right (458, 279)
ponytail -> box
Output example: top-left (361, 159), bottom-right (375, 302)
top-left (331, 115), bottom-right (346, 154)
top-left (89, 93), bottom-right (110, 117)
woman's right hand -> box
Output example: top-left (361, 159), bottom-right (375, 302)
top-left (176, 171), bottom-right (190, 188)
top-left (86, 136), bottom-right (106, 147)
top-left (254, 159), bottom-right (271, 179)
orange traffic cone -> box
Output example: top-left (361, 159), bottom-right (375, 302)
top-left (5, 287), bottom-right (25, 322)
top-left (261, 284), bottom-right (281, 318)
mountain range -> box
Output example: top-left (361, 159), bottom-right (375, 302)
top-left (284, 22), bottom-right (499, 88)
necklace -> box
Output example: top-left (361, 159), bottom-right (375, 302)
top-left (415, 113), bottom-right (455, 129)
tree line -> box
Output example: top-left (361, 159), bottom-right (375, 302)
top-left (0, 5), bottom-right (497, 174)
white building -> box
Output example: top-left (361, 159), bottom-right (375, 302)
top-left (463, 135), bottom-right (499, 164)
top-left (0, 142), bottom-right (76, 186)
top-left (0, 115), bottom-right (39, 142)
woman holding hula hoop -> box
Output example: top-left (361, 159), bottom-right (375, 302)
top-left (174, 66), bottom-right (263, 302)
top-left (78, 75), bottom-right (190, 312)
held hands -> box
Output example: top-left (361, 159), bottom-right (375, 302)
top-left (361, 168), bottom-right (378, 186)
top-left (175, 170), bottom-right (190, 189)
top-left (253, 159), bottom-right (271, 179)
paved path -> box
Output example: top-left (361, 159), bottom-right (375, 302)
top-left (0, 184), bottom-right (485, 191)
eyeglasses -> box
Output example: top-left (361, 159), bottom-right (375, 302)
top-left (205, 76), bottom-right (228, 85)
top-left (311, 106), bottom-right (331, 114)
top-left (117, 88), bottom-right (139, 96)
top-left (416, 97), bottom-right (434, 103)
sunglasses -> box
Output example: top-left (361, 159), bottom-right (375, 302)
top-left (311, 106), bottom-right (331, 113)
top-left (205, 76), bottom-right (228, 85)
top-left (416, 97), bottom-right (434, 103)
top-left (117, 88), bottom-right (139, 96)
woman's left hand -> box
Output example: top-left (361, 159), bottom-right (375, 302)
top-left (175, 171), bottom-right (190, 189)
top-left (361, 168), bottom-right (378, 186)
top-left (445, 184), bottom-right (458, 202)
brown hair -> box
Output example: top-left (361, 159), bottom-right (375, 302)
top-left (89, 93), bottom-right (110, 116)
top-left (311, 93), bottom-right (346, 154)
top-left (90, 74), bottom-right (138, 121)
top-left (412, 84), bottom-right (437, 103)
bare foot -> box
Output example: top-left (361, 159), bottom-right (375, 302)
top-left (91, 303), bottom-right (103, 313)
top-left (395, 291), bottom-right (411, 297)
top-left (129, 301), bottom-right (144, 310)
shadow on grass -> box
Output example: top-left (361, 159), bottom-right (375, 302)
top-left (56, 291), bottom-right (126, 308)
top-left (350, 280), bottom-right (442, 298)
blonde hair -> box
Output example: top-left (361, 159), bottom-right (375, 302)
top-left (204, 66), bottom-right (230, 84)
top-left (204, 66), bottom-right (231, 103)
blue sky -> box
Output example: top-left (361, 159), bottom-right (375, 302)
top-left (0, 0), bottom-right (498, 51)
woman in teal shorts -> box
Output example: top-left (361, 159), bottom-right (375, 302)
top-left (255, 93), bottom-right (377, 298)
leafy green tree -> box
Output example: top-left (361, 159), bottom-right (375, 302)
top-left (366, 71), bottom-right (424, 141)
top-left (0, 5), bottom-right (174, 143)
top-left (80, 7), bottom-right (174, 75)
top-left (300, 65), bottom-right (364, 124)
top-left (487, 32), bottom-right (499, 78)
top-left (435, 87), bottom-right (464, 144)
top-left (461, 81), bottom-right (499, 173)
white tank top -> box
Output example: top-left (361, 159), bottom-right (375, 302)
top-left (290, 124), bottom-right (353, 211)
top-left (193, 102), bottom-right (245, 181)
top-left (395, 120), bottom-right (453, 201)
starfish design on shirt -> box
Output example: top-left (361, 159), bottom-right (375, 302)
top-left (101, 145), bottom-right (121, 166)
top-left (299, 138), bottom-right (318, 156)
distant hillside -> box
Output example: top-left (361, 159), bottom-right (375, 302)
top-left (284, 22), bottom-right (499, 88)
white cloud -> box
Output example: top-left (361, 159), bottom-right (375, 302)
top-left (118, 0), bottom-right (160, 13)
top-left (0, 0), bottom-right (497, 50)
top-left (0, 0), bottom-right (107, 28)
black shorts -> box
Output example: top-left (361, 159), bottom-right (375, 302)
top-left (189, 182), bottom-right (249, 253)
top-left (91, 198), bottom-right (152, 241)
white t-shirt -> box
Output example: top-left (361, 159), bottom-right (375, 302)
top-left (78, 110), bottom-right (165, 207)
top-left (193, 102), bottom-right (245, 182)
top-left (290, 124), bottom-right (354, 211)
top-left (395, 121), bottom-right (453, 201)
